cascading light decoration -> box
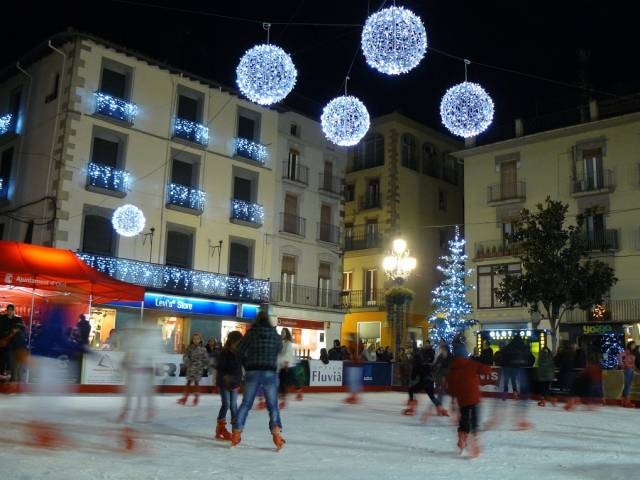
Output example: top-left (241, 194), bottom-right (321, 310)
top-left (112, 204), bottom-right (146, 237)
top-left (321, 95), bottom-right (370, 147)
top-left (440, 81), bottom-right (494, 138)
top-left (361, 5), bottom-right (427, 75)
top-left (236, 44), bottom-right (297, 106)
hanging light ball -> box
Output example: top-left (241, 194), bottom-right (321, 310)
top-left (361, 6), bottom-right (427, 75)
top-left (321, 95), bottom-right (370, 147)
top-left (112, 204), bottom-right (146, 237)
top-left (440, 81), bottom-right (494, 138)
top-left (236, 44), bottom-right (297, 106)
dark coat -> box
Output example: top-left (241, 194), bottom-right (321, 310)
top-left (502, 337), bottom-right (535, 368)
top-left (537, 350), bottom-right (555, 382)
top-left (237, 324), bottom-right (282, 372)
top-left (480, 347), bottom-right (494, 366)
top-left (328, 346), bottom-right (343, 361)
top-left (433, 352), bottom-right (452, 379)
top-left (412, 348), bottom-right (435, 381)
top-left (216, 348), bottom-right (243, 390)
top-left (77, 319), bottom-right (91, 345)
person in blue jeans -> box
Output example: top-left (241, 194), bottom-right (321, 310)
top-left (215, 331), bottom-right (243, 441)
top-left (231, 311), bottom-right (285, 450)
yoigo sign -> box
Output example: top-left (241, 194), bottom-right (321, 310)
top-left (144, 293), bottom-right (238, 316)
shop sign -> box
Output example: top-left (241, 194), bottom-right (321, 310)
top-left (308, 359), bottom-right (343, 386)
top-left (241, 304), bottom-right (260, 319)
top-left (144, 293), bottom-right (238, 317)
top-left (277, 317), bottom-right (324, 330)
top-left (3, 272), bottom-right (66, 288)
top-left (582, 324), bottom-right (613, 335)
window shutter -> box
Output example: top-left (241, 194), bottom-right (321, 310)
top-left (172, 159), bottom-right (194, 187)
top-left (101, 69), bottom-right (127, 99)
top-left (238, 116), bottom-right (256, 141)
top-left (281, 255), bottom-right (297, 274)
top-left (318, 262), bottom-right (331, 279)
top-left (229, 243), bottom-right (250, 277)
top-left (92, 138), bottom-right (119, 167)
top-left (83, 215), bottom-right (114, 256)
top-left (165, 231), bottom-right (193, 268)
top-left (233, 177), bottom-right (252, 201)
top-left (177, 95), bottom-right (198, 122)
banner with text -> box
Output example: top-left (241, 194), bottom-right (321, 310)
top-left (308, 360), bottom-right (343, 386)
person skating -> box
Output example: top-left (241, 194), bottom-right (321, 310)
top-left (536, 346), bottom-right (556, 406)
top-left (501, 333), bottom-right (535, 429)
top-left (176, 332), bottom-right (208, 406)
top-left (618, 340), bottom-right (636, 408)
top-left (231, 311), bottom-right (285, 450)
top-left (277, 328), bottom-right (302, 409)
top-left (343, 335), bottom-right (362, 404)
top-left (215, 331), bottom-right (243, 441)
top-left (446, 337), bottom-right (491, 458)
top-left (403, 341), bottom-right (448, 419)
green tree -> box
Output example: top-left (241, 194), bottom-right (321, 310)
top-left (495, 198), bottom-right (617, 352)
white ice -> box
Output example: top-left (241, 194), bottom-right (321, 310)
top-left (0, 392), bottom-right (638, 480)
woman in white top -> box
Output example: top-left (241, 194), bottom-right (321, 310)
top-left (277, 328), bottom-right (302, 408)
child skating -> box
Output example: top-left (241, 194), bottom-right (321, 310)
top-left (177, 332), bottom-right (208, 406)
top-left (215, 331), bottom-right (243, 440)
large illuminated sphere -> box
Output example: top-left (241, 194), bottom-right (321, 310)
top-left (112, 204), bottom-right (145, 237)
top-left (236, 44), bottom-right (297, 105)
top-left (361, 6), bottom-right (427, 75)
top-left (321, 96), bottom-right (370, 147)
top-left (440, 81), bottom-right (494, 138)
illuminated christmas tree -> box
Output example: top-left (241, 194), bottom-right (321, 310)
top-left (428, 227), bottom-right (475, 349)
top-left (600, 333), bottom-right (624, 369)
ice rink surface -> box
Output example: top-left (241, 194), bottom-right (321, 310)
top-left (0, 392), bottom-right (638, 480)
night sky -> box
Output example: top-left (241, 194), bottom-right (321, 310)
top-left (1, 0), bottom-right (637, 136)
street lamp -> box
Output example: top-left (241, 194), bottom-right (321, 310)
top-left (383, 238), bottom-right (417, 368)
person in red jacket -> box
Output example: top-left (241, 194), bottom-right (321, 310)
top-left (446, 337), bottom-right (491, 458)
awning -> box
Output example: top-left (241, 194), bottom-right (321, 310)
top-left (0, 241), bottom-right (145, 304)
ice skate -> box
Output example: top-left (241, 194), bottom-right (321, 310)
top-left (468, 433), bottom-right (481, 458)
top-left (255, 398), bottom-right (266, 410)
top-left (279, 399), bottom-right (287, 409)
top-left (176, 394), bottom-right (188, 405)
top-left (230, 430), bottom-right (242, 447)
top-left (121, 427), bottom-right (137, 452)
top-left (402, 399), bottom-right (417, 415)
top-left (436, 405), bottom-right (449, 417)
top-left (271, 427), bottom-right (286, 451)
top-left (215, 419), bottom-right (232, 441)
top-left (26, 421), bottom-right (65, 449)
top-left (516, 420), bottom-right (532, 431)
top-left (295, 390), bottom-right (303, 401)
top-left (564, 398), bottom-right (577, 411)
top-left (457, 430), bottom-right (468, 452)
top-left (344, 394), bottom-right (359, 404)
top-left (622, 397), bottom-right (634, 408)
top-left (192, 393), bottom-right (199, 406)
top-left (537, 399), bottom-right (546, 407)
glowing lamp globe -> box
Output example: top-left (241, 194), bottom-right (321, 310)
top-left (392, 238), bottom-right (407, 255)
top-left (401, 256), bottom-right (417, 272)
top-left (361, 6), bottom-right (427, 75)
top-left (383, 256), bottom-right (398, 272)
top-left (112, 204), bottom-right (145, 237)
top-left (236, 44), bottom-right (297, 106)
top-left (321, 95), bottom-right (370, 147)
top-left (440, 81), bottom-right (494, 138)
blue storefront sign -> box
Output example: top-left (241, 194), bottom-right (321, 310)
top-left (143, 292), bottom-right (238, 316)
top-left (241, 304), bottom-right (259, 319)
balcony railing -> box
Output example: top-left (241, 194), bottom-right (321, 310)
top-left (474, 239), bottom-right (522, 259)
top-left (86, 162), bottom-right (130, 196)
top-left (318, 173), bottom-right (342, 195)
top-left (564, 299), bottom-right (640, 324)
top-left (0, 113), bottom-right (14, 136)
top-left (233, 137), bottom-right (268, 165)
top-left (487, 181), bottom-right (526, 204)
top-left (270, 282), bottom-right (345, 310)
top-left (282, 161), bottom-right (309, 184)
top-left (571, 169), bottom-right (614, 195)
top-left (318, 222), bottom-right (340, 244)
top-left (279, 213), bottom-right (306, 236)
top-left (77, 252), bottom-right (269, 303)
top-left (343, 289), bottom-right (386, 309)
top-left (231, 199), bottom-right (264, 226)
top-left (582, 229), bottom-right (619, 251)
top-left (172, 118), bottom-right (209, 146)
top-left (344, 226), bottom-right (383, 251)
top-left (94, 91), bottom-right (138, 125)
top-left (358, 194), bottom-right (381, 211)
top-left (166, 183), bottom-right (206, 213)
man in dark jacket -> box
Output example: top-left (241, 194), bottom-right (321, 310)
top-left (328, 339), bottom-right (343, 360)
top-left (403, 341), bottom-right (448, 417)
top-left (232, 311), bottom-right (285, 450)
top-left (76, 314), bottom-right (91, 346)
top-left (501, 334), bottom-right (534, 429)
top-left (0, 304), bottom-right (26, 381)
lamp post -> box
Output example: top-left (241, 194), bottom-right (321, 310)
top-left (383, 238), bottom-right (417, 361)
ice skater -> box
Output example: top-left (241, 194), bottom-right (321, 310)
top-left (536, 346), bottom-right (557, 407)
top-left (214, 331), bottom-right (243, 441)
top-left (343, 334), bottom-right (362, 404)
top-left (277, 328), bottom-right (303, 409)
top-left (403, 341), bottom-right (448, 419)
top-left (619, 340), bottom-right (637, 408)
top-left (176, 332), bottom-right (208, 406)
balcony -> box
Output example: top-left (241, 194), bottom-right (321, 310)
top-left (282, 161), bottom-right (309, 185)
top-left (172, 118), bottom-right (209, 146)
top-left (318, 173), bottom-right (342, 196)
top-left (487, 181), bottom-right (526, 205)
top-left (77, 252), bottom-right (269, 303)
top-left (318, 222), bottom-right (340, 244)
top-left (231, 199), bottom-right (264, 227)
top-left (564, 299), bottom-right (640, 324)
top-left (0, 113), bottom-right (14, 136)
top-left (582, 229), bottom-right (619, 251)
top-left (166, 183), bottom-right (206, 214)
top-left (358, 194), bottom-right (381, 211)
top-left (344, 226), bottom-right (383, 251)
top-left (474, 239), bottom-right (522, 260)
top-left (233, 137), bottom-right (268, 165)
top-left (343, 289), bottom-right (386, 309)
top-left (86, 162), bottom-right (130, 197)
top-left (279, 213), bottom-right (306, 237)
top-left (571, 169), bottom-right (615, 196)
top-left (270, 283), bottom-right (345, 310)
top-left (94, 91), bottom-right (138, 125)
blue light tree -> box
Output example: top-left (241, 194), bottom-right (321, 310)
top-left (428, 228), bottom-right (476, 349)
top-left (600, 333), bottom-right (624, 369)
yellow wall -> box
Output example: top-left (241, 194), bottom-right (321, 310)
top-left (341, 311), bottom-right (428, 350)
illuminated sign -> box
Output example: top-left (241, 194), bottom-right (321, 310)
top-left (144, 293), bottom-right (237, 316)
top-left (241, 304), bottom-right (259, 319)
top-left (582, 324), bottom-right (613, 335)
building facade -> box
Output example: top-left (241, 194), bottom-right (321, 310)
top-left (457, 102), bottom-right (640, 354)
top-left (0, 32), bottom-right (278, 350)
top-left (340, 112), bottom-right (463, 353)
top-left (268, 111), bottom-right (346, 357)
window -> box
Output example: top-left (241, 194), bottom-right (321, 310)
top-left (401, 133), bottom-right (417, 170)
top-left (177, 94), bottom-right (200, 122)
top-left (366, 178), bottom-right (380, 207)
top-left (318, 262), bottom-right (331, 307)
top-left (364, 268), bottom-right (377, 304)
top-left (82, 209), bottom-right (116, 256)
top-left (92, 137), bottom-right (119, 168)
top-left (439, 228), bottom-right (452, 250)
top-left (290, 123), bottom-right (299, 137)
top-left (229, 241), bottom-right (252, 277)
top-left (577, 148), bottom-right (604, 190)
top-left (352, 133), bottom-right (384, 170)
top-left (237, 108), bottom-right (261, 142)
top-left (281, 255), bottom-right (297, 302)
top-left (342, 271), bottom-right (353, 291)
top-left (100, 66), bottom-right (128, 100)
top-left (45, 73), bottom-right (60, 103)
top-left (286, 149), bottom-right (299, 180)
top-left (438, 189), bottom-right (447, 211)
top-left (172, 159), bottom-right (195, 187)
top-left (477, 263), bottom-right (521, 309)
top-left (366, 219), bottom-right (378, 247)
top-left (500, 160), bottom-right (518, 198)
top-left (585, 212), bottom-right (605, 240)
top-left (442, 154), bottom-right (458, 185)
top-left (502, 222), bottom-right (516, 247)
top-left (165, 229), bottom-right (194, 268)
top-left (232, 167), bottom-right (258, 202)
top-left (344, 184), bottom-right (355, 202)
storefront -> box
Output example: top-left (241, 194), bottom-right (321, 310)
top-left (475, 327), bottom-right (549, 363)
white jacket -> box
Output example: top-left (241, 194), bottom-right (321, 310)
top-left (277, 340), bottom-right (296, 370)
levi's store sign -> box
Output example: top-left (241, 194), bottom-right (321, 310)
top-left (144, 293), bottom-right (238, 316)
